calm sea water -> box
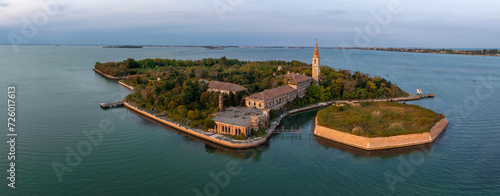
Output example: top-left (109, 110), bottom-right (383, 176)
top-left (0, 45), bottom-right (499, 196)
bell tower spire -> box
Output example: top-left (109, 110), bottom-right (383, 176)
top-left (312, 40), bottom-right (320, 85)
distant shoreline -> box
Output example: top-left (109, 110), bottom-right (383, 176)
top-left (339, 47), bottom-right (500, 57)
top-left (3, 44), bottom-right (498, 55)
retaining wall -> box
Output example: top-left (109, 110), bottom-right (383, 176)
top-left (93, 68), bottom-right (126, 80)
top-left (314, 117), bottom-right (448, 150)
top-left (119, 81), bottom-right (134, 91)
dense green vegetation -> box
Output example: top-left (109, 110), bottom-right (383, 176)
top-left (317, 102), bottom-right (445, 137)
top-left (95, 57), bottom-right (407, 131)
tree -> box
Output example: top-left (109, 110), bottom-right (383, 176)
top-left (367, 81), bottom-right (377, 94)
top-left (355, 88), bottom-right (368, 100)
top-left (187, 110), bottom-right (199, 120)
top-left (220, 56), bottom-right (227, 66)
top-left (226, 92), bottom-right (235, 106)
top-left (200, 91), bottom-right (211, 105)
top-left (330, 78), bottom-right (343, 99)
top-left (176, 105), bottom-right (187, 116)
top-left (204, 118), bottom-right (216, 129)
top-left (319, 86), bottom-right (332, 101)
top-left (125, 58), bottom-right (139, 69)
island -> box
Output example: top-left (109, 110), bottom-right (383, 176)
top-left (94, 42), bottom-right (444, 149)
top-left (314, 102), bottom-right (448, 150)
top-left (103, 45), bottom-right (143, 48)
top-left (337, 47), bottom-right (500, 56)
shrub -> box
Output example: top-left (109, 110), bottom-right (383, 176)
top-left (389, 122), bottom-right (404, 131)
top-left (371, 111), bottom-right (382, 118)
top-left (352, 126), bottom-right (364, 135)
top-left (204, 118), bottom-right (215, 129)
top-left (234, 133), bottom-right (246, 140)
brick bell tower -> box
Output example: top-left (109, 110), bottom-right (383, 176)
top-left (312, 40), bottom-right (320, 85)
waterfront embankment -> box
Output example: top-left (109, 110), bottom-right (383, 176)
top-left (123, 102), bottom-right (273, 148)
top-left (314, 117), bottom-right (448, 150)
top-left (93, 68), bottom-right (127, 80)
top-left (119, 81), bottom-right (134, 91)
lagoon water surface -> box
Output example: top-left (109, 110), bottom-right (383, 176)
top-left (1, 46), bottom-right (499, 195)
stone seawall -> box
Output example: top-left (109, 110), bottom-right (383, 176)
top-left (123, 102), bottom-right (273, 149)
top-left (119, 81), bottom-right (134, 91)
top-left (93, 68), bottom-right (126, 80)
top-left (314, 117), bottom-right (448, 150)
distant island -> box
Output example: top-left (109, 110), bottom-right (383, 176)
top-left (314, 102), bottom-right (448, 150)
top-left (338, 47), bottom-right (500, 56)
top-left (103, 45), bottom-right (143, 48)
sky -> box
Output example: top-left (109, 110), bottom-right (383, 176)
top-left (0, 0), bottom-right (499, 48)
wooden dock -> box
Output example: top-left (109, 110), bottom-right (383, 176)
top-left (100, 101), bottom-right (124, 108)
top-left (418, 93), bottom-right (434, 98)
top-left (273, 126), bottom-right (312, 136)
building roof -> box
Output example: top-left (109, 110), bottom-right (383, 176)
top-left (208, 81), bottom-right (247, 92)
top-left (246, 85), bottom-right (296, 101)
top-left (281, 72), bottom-right (313, 84)
top-left (212, 107), bottom-right (264, 127)
top-left (198, 79), bottom-right (209, 84)
top-left (313, 41), bottom-right (320, 58)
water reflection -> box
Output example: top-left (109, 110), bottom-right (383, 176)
top-left (204, 144), bottom-right (269, 162)
top-left (314, 136), bottom-right (434, 158)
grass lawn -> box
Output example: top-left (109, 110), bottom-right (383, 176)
top-left (317, 102), bottom-right (445, 137)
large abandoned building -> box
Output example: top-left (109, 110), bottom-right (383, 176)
top-left (209, 107), bottom-right (269, 137)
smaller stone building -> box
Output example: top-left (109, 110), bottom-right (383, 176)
top-left (210, 107), bottom-right (269, 137)
top-left (280, 72), bottom-right (313, 98)
top-left (207, 81), bottom-right (247, 95)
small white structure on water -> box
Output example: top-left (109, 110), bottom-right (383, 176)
top-left (417, 88), bottom-right (422, 95)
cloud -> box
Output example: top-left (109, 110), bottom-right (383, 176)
top-left (0, 0), bottom-right (499, 47)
